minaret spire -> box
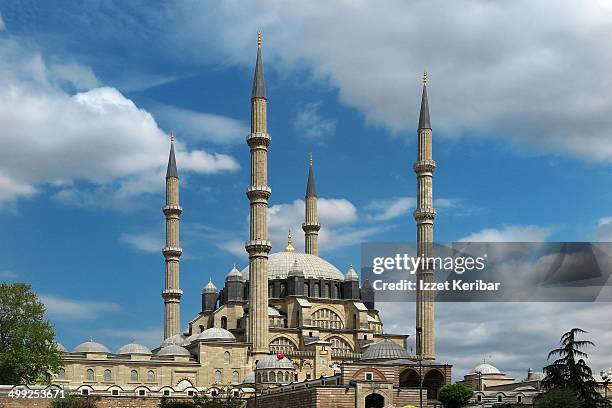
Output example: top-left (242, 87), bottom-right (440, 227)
top-left (162, 132), bottom-right (183, 340)
top-left (246, 32), bottom-right (272, 360)
top-left (414, 72), bottom-right (436, 360)
top-left (303, 153), bottom-right (320, 255)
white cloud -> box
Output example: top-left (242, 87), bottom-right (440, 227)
top-left (459, 225), bottom-right (552, 242)
top-left (40, 294), bottom-right (121, 321)
top-left (365, 196), bottom-right (415, 221)
top-left (594, 217), bottom-right (612, 241)
top-left (96, 326), bottom-right (163, 349)
top-left (0, 37), bottom-right (239, 208)
top-left (120, 232), bottom-right (164, 253)
top-left (294, 102), bottom-right (336, 140)
top-left (0, 270), bottom-right (17, 279)
top-left (153, 104), bottom-right (249, 145)
top-left (159, 0), bottom-right (612, 162)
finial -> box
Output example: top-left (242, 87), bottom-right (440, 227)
top-left (170, 130), bottom-right (175, 143)
top-left (258, 31), bottom-right (262, 48)
top-left (422, 70), bottom-right (428, 86)
top-left (285, 229), bottom-right (295, 252)
top-left (309, 152), bottom-right (313, 166)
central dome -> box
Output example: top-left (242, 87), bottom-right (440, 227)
top-left (241, 252), bottom-right (344, 280)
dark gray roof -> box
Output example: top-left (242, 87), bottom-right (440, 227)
top-left (251, 46), bottom-right (266, 99)
top-left (306, 159), bottom-right (317, 197)
top-left (303, 336), bottom-right (320, 346)
top-left (418, 84), bottom-right (431, 130)
top-left (166, 142), bottom-right (178, 179)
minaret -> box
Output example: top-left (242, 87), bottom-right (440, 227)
top-left (246, 32), bottom-right (272, 359)
top-left (302, 154), bottom-right (320, 255)
top-left (414, 72), bottom-right (436, 360)
top-left (162, 131), bottom-right (183, 340)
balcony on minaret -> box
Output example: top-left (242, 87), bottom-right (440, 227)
top-left (162, 204), bottom-right (183, 216)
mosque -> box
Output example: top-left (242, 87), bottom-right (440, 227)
top-left (50, 34), bottom-right (452, 408)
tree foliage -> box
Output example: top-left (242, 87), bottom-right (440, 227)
top-left (438, 383), bottom-right (473, 408)
top-left (542, 328), bottom-right (608, 407)
top-left (50, 395), bottom-right (98, 408)
top-left (0, 283), bottom-right (62, 385)
top-left (533, 388), bottom-right (581, 408)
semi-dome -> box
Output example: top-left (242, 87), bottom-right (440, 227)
top-left (196, 327), bottom-right (236, 342)
top-left (241, 251), bottom-right (344, 280)
top-left (156, 344), bottom-right (191, 357)
top-left (73, 341), bottom-right (110, 353)
top-left (117, 343), bottom-right (152, 355)
top-left (472, 363), bottom-right (501, 375)
top-left (361, 340), bottom-right (410, 360)
top-left (243, 372), bottom-right (255, 384)
top-left (256, 355), bottom-right (294, 370)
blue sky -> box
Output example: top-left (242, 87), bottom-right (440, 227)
top-left (0, 0), bottom-right (611, 380)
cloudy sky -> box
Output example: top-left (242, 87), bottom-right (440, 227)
top-left (0, 0), bottom-right (611, 381)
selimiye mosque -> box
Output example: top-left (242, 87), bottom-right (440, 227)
top-left (45, 33), bottom-right (551, 408)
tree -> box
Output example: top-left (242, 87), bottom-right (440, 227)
top-left (438, 383), bottom-right (473, 408)
top-left (533, 388), bottom-right (581, 408)
top-left (542, 328), bottom-right (608, 406)
top-left (0, 283), bottom-right (62, 385)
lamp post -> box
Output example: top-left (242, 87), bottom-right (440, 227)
top-left (416, 327), bottom-right (423, 408)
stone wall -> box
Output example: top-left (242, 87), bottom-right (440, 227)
top-left (0, 395), bottom-right (180, 408)
top-left (246, 387), bottom-right (354, 408)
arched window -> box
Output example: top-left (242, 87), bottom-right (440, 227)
top-left (261, 372), bottom-right (268, 383)
top-left (147, 370), bottom-right (155, 382)
top-left (314, 282), bottom-right (321, 297)
top-left (399, 369), bottom-right (420, 388)
top-left (86, 369), bottom-right (94, 382)
top-left (497, 395), bottom-right (503, 403)
top-left (270, 371), bottom-right (276, 382)
top-left (221, 316), bottom-right (227, 329)
top-left (232, 371), bottom-right (240, 384)
top-left (312, 308), bottom-right (344, 329)
top-left (328, 336), bottom-right (352, 354)
top-left (303, 363), bottom-right (312, 371)
top-left (214, 370), bottom-right (222, 384)
top-left (224, 351), bottom-right (231, 364)
top-left (269, 336), bottom-right (297, 353)
top-left (103, 369), bottom-right (112, 381)
top-left (57, 368), bottom-right (65, 380)
top-left (199, 325), bottom-right (205, 333)
top-left (284, 371), bottom-right (290, 382)
top-left (130, 370), bottom-right (139, 382)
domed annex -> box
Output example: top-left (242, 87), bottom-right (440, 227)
top-left (117, 343), bottom-right (152, 355)
top-left (361, 340), bottom-right (411, 361)
top-left (472, 363), bottom-right (502, 375)
top-left (73, 341), bottom-right (110, 353)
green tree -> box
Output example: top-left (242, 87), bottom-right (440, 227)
top-left (0, 283), bottom-right (62, 385)
top-left (50, 395), bottom-right (98, 408)
top-left (533, 388), bottom-right (581, 408)
top-left (438, 383), bottom-right (473, 408)
top-left (542, 328), bottom-right (608, 406)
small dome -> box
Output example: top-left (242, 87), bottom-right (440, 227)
top-left (117, 343), bottom-right (152, 355)
top-left (156, 344), bottom-right (191, 357)
top-left (241, 252), bottom-right (344, 280)
top-left (528, 371), bottom-right (544, 381)
top-left (73, 341), bottom-right (110, 353)
top-left (361, 340), bottom-right (410, 360)
top-left (345, 264), bottom-right (359, 281)
top-left (472, 363), bottom-right (501, 375)
top-left (268, 306), bottom-right (281, 316)
top-left (54, 341), bottom-right (67, 352)
top-left (243, 372), bottom-right (255, 384)
top-left (196, 327), bottom-right (236, 342)
top-left (287, 260), bottom-right (304, 277)
top-left (161, 333), bottom-right (188, 347)
top-left (226, 264), bottom-right (243, 281)
top-left (256, 355), bottom-right (294, 370)
top-left (202, 278), bottom-right (218, 293)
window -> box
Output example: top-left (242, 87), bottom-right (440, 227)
top-left (86, 369), bottom-right (94, 382)
top-left (517, 395), bottom-right (522, 403)
top-left (224, 351), bottom-right (231, 364)
top-left (314, 282), bottom-right (321, 297)
top-left (130, 370), bottom-right (139, 382)
top-left (270, 371), bottom-right (276, 382)
top-left (232, 371), bottom-right (240, 384)
top-left (270, 336), bottom-right (297, 353)
top-left (477, 394), bottom-right (482, 402)
top-left (221, 316), bottom-right (227, 329)
top-left (163, 390), bottom-right (170, 396)
top-left (303, 363), bottom-right (312, 371)
top-left (262, 372), bottom-right (268, 382)
top-left (306, 373), bottom-right (312, 380)
top-left (365, 372), bottom-right (374, 381)
top-left (139, 389), bottom-right (145, 396)
top-left (112, 389), bottom-right (119, 396)
top-left (497, 395), bottom-right (503, 402)
top-left (103, 369), bottom-right (112, 381)
top-left (147, 370), bottom-right (155, 382)
top-left (211, 390), bottom-right (218, 397)
top-left (233, 391), bottom-right (240, 398)
top-left (312, 309), bottom-right (343, 329)
top-left (328, 336), bottom-right (352, 354)
top-left (284, 371), bottom-right (290, 382)
top-left (199, 325), bottom-right (205, 333)
top-left (57, 368), bottom-right (65, 380)
top-left (214, 370), bottom-right (222, 384)
top-left (81, 389), bottom-right (89, 396)
top-left (188, 391), bottom-right (195, 397)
